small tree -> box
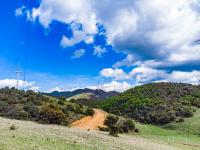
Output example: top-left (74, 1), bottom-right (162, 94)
top-left (58, 97), bottom-right (66, 105)
top-left (104, 114), bottom-right (119, 137)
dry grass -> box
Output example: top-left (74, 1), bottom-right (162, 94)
top-left (0, 117), bottom-right (196, 150)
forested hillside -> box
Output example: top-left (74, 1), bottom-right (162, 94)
top-left (0, 87), bottom-right (94, 125)
top-left (102, 83), bottom-right (200, 124)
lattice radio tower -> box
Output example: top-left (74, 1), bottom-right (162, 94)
top-left (16, 65), bottom-right (22, 89)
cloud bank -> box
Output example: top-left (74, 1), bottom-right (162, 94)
top-left (16, 0), bottom-right (200, 91)
top-left (28, 0), bottom-right (200, 67)
top-left (0, 79), bottom-right (40, 91)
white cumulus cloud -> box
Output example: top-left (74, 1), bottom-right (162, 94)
top-left (101, 81), bottom-right (132, 92)
top-left (21, 0), bottom-right (200, 66)
top-left (0, 79), bottom-right (40, 91)
top-left (93, 46), bottom-right (107, 58)
top-left (71, 49), bottom-right (85, 59)
top-left (100, 68), bottom-right (129, 80)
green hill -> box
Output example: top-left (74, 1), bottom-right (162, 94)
top-left (102, 82), bottom-right (200, 124)
top-left (0, 87), bottom-right (94, 126)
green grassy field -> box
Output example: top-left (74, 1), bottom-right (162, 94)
top-left (136, 108), bottom-right (200, 149)
top-left (0, 109), bottom-right (200, 150)
top-left (1, 117), bottom-right (197, 150)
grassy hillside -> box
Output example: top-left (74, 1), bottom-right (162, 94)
top-left (102, 82), bottom-right (200, 124)
top-left (0, 87), bottom-right (94, 126)
top-left (66, 93), bottom-right (94, 100)
top-left (68, 93), bottom-right (104, 108)
top-left (136, 109), bottom-right (200, 145)
top-left (163, 108), bottom-right (200, 135)
top-left (1, 117), bottom-right (198, 150)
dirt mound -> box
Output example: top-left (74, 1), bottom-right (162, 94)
top-left (71, 109), bottom-right (107, 130)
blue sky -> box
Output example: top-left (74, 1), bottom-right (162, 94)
top-left (1, 0), bottom-right (200, 92)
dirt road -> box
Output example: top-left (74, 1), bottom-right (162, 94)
top-left (71, 109), bottom-right (107, 130)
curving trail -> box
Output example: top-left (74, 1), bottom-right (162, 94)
top-left (71, 109), bottom-right (108, 130)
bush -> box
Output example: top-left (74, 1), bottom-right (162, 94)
top-left (109, 126), bottom-right (119, 137)
top-left (69, 99), bottom-right (76, 103)
top-left (58, 97), bottom-right (66, 105)
top-left (121, 119), bottom-right (135, 133)
top-left (98, 126), bottom-right (110, 132)
top-left (23, 102), bottom-right (40, 119)
top-left (9, 124), bottom-right (17, 130)
top-left (104, 114), bottom-right (119, 127)
top-left (0, 101), bottom-right (9, 116)
top-left (176, 118), bottom-right (184, 123)
top-left (7, 107), bottom-right (28, 120)
top-left (134, 128), bottom-right (139, 133)
top-left (84, 108), bottom-right (95, 116)
top-left (38, 104), bottom-right (68, 125)
top-left (181, 107), bottom-right (193, 117)
top-left (104, 114), bottom-right (136, 136)
top-left (104, 114), bottom-right (119, 137)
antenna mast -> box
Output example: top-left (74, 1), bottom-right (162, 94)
top-left (16, 65), bottom-right (21, 89)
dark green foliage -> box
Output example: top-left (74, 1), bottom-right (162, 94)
top-left (9, 124), bottom-right (17, 130)
top-left (7, 107), bottom-right (28, 120)
top-left (102, 83), bottom-right (200, 125)
top-left (105, 114), bottom-right (119, 127)
top-left (104, 114), bottom-right (136, 136)
top-left (98, 126), bottom-right (110, 132)
top-left (121, 119), bottom-right (135, 133)
top-left (38, 104), bottom-right (67, 125)
top-left (84, 107), bottom-right (95, 115)
top-left (0, 87), bottom-right (94, 126)
top-left (58, 97), bottom-right (66, 105)
top-left (23, 102), bottom-right (40, 119)
top-left (134, 128), bottom-right (139, 133)
top-left (75, 98), bottom-right (103, 108)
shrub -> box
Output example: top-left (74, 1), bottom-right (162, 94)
top-left (7, 107), bottom-right (28, 120)
top-left (0, 101), bottom-right (9, 116)
top-left (98, 126), bottom-right (110, 132)
top-left (104, 114), bottom-right (119, 127)
top-left (121, 119), bottom-right (135, 133)
top-left (38, 104), bottom-right (68, 125)
top-left (104, 114), bottom-right (136, 136)
top-left (84, 108), bottom-right (95, 116)
top-left (58, 97), bottom-right (66, 105)
top-left (134, 128), bottom-right (139, 133)
top-left (176, 118), bottom-right (184, 123)
top-left (104, 114), bottom-right (119, 137)
top-left (69, 99), bottom-right (76, 103)
top-left (9, 124), bottom-right (17, 130)
top-left (109, 126), bottom-right (119, 137)
top-left (23, 102), bottom-right (40, 119)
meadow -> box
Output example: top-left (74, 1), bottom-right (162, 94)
top-left (0, 116), bottom-right (199, 150)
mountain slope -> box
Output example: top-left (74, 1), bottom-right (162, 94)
top-left (102, 82), bottom-right (200, 124)
top-left (44, 88), bottom-right (119, 100)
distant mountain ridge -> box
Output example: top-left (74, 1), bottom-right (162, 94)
top-left (43, 88), bottom-right (119, 100)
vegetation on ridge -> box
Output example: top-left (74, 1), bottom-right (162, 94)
top-left (102, 82), bottom-right (200, 125)
top-left (0, 87), bottom-right (94, 126)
